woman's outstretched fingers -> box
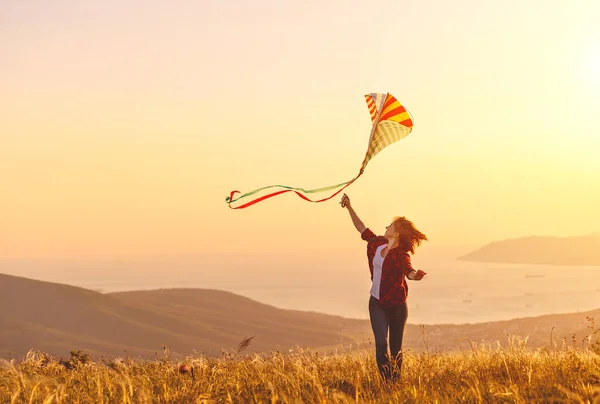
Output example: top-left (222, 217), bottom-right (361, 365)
top-left (414, 270), bottom-right (427, 280)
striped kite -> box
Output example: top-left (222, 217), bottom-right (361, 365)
top-left (225, 93), bottom-right (414, 209)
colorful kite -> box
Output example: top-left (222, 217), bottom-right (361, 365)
top-left (225, 93), bottom-right (414, 209)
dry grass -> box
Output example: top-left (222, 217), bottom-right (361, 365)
top-left (1, 337), bottom-right (599, 404)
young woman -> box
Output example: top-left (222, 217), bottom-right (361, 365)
top-left (340, 193), bottom-right (427, 382)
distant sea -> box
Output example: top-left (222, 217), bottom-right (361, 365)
top-left (2, 253), bottom-right (599, 325)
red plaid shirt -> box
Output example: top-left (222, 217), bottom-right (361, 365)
top-left (361, 228), bottom-right (414, 307)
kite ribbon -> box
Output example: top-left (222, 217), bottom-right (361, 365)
top-left (225, 92), bottom-right (413, 209)
top-left (226, 172), bottom-right (362, 209)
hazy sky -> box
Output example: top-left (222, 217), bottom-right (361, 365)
top-left (2, 0), bottom-right (599, 259)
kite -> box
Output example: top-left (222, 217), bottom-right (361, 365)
top-left (225, 92), bottom-right (414, 209)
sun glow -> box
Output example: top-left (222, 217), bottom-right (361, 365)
top-left (588, 51), bottom-right (600, 85)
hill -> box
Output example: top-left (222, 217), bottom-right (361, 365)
top-left (0, 273), bottom-right (368, 359)
top-left (1, 273), bottom-right (599, 360)
top-left (458, 233), bottom-right (600, 266)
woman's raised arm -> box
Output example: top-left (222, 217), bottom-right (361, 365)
top-left (340, 194), bottom-right (367, 234)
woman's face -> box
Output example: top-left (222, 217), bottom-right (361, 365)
top-left (384, 222), bottom-right (398, 238)
top-left (385, 221), bottom-right (408, 239)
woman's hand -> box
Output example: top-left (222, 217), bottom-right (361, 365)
top-left (340, 193), bottom-right (351, 209)
top-left (413, 270), bottom-right (427, 280)
top-left (341, 193), bottom-right (366, 233)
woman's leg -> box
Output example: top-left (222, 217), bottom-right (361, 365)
top-left (368, 295), bottom-right (391, 380)
top-left (389, 301), bottom-right (408, 379)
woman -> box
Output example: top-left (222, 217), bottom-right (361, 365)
top-left (340, 193), bottom-right (427, 382)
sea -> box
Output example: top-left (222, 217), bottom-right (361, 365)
top-left (2, 252), bottom-right (599, 325)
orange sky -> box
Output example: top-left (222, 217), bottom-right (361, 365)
top-left (1, 0), bottom-right (600, 259)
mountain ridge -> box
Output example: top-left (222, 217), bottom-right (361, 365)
top-left (1, 273), bottom-right (599, 360)
top-left (458, 233), bottom-right (600, 266)
top-left (0, 273), bottom-right (367, 359)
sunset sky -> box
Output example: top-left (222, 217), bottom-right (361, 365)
top-left (2, 0), bottom-right (599, 259)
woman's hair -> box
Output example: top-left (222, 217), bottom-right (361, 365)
top-left (392, 216), bottom-right (428, 254)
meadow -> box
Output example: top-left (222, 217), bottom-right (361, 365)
top-left (2, 334), bottom-right (599, 404)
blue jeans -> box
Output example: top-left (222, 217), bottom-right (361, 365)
top-left (368, 295), bottom-right (408, 381)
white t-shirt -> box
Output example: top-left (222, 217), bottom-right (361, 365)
top-left (370, 244), bottom-right (387, 299)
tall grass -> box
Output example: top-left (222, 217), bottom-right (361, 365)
top-left (1, 338), bottom-right (599, 403)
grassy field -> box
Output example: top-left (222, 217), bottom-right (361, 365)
top-left (2, 334), bottom-right (600, 404)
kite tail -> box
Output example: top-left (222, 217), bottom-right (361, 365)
top-left (226, 173), bottom-right (362, 209)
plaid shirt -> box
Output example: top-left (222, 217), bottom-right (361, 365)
top-left (361, 228), bottom-right (414, 307)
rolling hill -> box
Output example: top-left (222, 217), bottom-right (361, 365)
top-left (458, 233), bottom-right (600, 266)
top-left (1, 273), bottom-right (599, 360)
top-left (0, 273), bottom-right (368, 359)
